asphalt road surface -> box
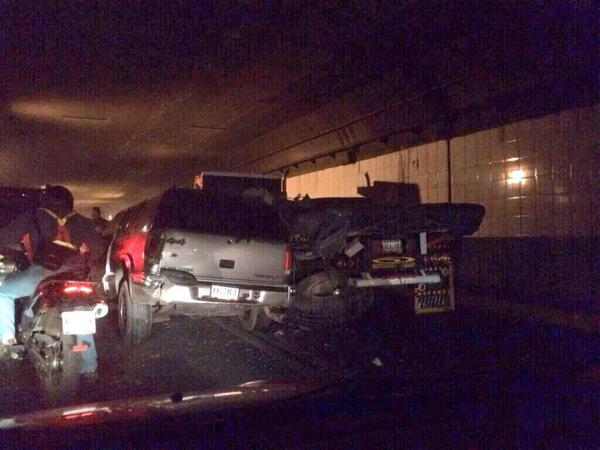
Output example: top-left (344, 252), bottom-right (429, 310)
top-left (0, 294), bottom-right (598, 421)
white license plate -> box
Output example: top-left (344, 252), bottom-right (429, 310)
top-left (61, 311), bottom-right (96, 335)
top-left (211, 285), bottom-right (239, 300)
top-left (382, 240), bottom-right (403, 252)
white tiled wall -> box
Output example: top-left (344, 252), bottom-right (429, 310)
top-left (286, 140), bottom-right (449, 203)
top-left (285, 104), bottom-right (600, 237)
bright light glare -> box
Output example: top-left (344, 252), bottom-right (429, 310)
top-left (508, 169), bottom-right (525, 184)
top-left (213, 391), bottom-right (243, 398)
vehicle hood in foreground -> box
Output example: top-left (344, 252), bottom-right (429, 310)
top-left (0, 378), bottom-right (325, 430)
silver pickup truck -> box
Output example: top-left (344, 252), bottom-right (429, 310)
top-left (102, 188), bottom-right (292, 343)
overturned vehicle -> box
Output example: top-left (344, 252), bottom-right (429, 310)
top-left (278, 182), bottom-right (485, 325)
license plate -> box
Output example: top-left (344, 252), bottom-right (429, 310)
top-left (381, 240), bottom-right (403, 253)
top-left (211, 285), bottom-right (239, 300)
top-left (61, 311), bottom-right (96, 335)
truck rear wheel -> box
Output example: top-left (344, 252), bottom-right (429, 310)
top-left (118, 280), bottom-right (152, 344)
top-left (289, 271), bottom-right (375, 327)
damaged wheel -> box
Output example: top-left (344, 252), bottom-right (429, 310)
top-left (288, 271), bottom-right (375, 327)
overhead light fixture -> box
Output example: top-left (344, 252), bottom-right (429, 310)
top-left (189, 125), bottom-right (226, 130)
top-left (61, 115), bottom-right (108, 122)
top-left (346, 148), bottom-right (358, 165)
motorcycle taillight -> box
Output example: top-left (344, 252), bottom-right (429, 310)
top-left (62, 282), bottom-right (94, 296)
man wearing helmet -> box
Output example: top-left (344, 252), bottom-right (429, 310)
top-left (0, 185), bottom-right (104, 374)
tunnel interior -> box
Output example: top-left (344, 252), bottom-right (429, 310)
top-left (0, 1), bottom-right (598, 309)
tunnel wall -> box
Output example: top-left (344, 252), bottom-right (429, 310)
top-left (285, 104), bottom-right (600, 310)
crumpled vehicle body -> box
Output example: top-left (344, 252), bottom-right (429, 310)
top-left (281, 196), bottom-right (485, 262)
top-left (277, 184), bottom-right (485, 320)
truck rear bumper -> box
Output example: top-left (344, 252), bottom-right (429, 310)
top-left (348, 273), bottom-right (441, 288)
top-left (130, 276), bottom-right (291, 310)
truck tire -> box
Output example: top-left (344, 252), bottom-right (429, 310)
top-left (288, 271), bottom-right (375, 327)
top-left (238, 307), bottom-right (273, 332)
top-left (118, 280), bottom-right (152, 344)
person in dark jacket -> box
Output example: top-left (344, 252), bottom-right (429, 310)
top-left (0, 185), bottom-right (104, 371)
top-left (91, 206), bottom-right (109, 235)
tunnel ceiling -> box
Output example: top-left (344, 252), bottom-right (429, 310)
top-left (0, 1), bottom-right (596, 212)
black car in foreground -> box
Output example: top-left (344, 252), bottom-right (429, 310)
top-left (0, 366), bottom-right (597, 449)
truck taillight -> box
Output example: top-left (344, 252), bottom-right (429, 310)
top-left (146, 230), bottom-right (165, 258)
top-left (426, 232), bottom-right (451, 252)
top-left (283, 247), bottom-right (293, 274)
top-left (145, 230), bottom-right (165, 272)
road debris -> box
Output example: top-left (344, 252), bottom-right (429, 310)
top-left (372, 357), bottom-right (383, 367)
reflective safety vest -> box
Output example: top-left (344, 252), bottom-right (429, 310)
top-left (38, 208), bottom-right (78, 251)
top-left (30, 208), bottom-right (80, 270)
top-left (21, 209), bottom-right (79, 265)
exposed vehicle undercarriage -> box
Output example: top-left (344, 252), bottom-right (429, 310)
top-left (278, 182), bottom-right (485, 324)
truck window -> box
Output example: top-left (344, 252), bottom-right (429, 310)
top-left (130, 200), bottom-right (157, 234)
top-left (155, 189), bottom-right (286, 241)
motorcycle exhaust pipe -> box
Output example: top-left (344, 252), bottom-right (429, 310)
top-left (94, 303), bottom-right (109, 319)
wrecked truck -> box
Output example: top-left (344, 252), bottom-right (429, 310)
top-left (278, 182), bottom-right (485, 325)
top-left (102, 173), bottom-right (484, 337)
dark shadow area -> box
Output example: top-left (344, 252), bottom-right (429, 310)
top-left (456, 237), bottom-right (600, 311)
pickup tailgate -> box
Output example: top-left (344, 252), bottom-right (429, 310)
top-left (159, 229), bottom-right (287, 285)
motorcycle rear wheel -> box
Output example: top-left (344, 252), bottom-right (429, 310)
top-left (37, 335), bottom-right (80, 401)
